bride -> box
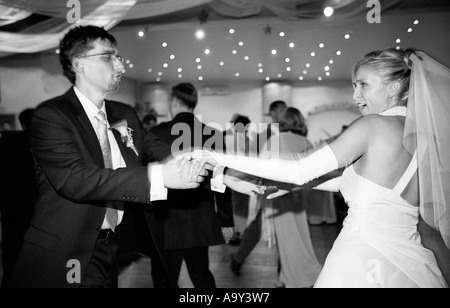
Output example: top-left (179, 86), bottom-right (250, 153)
top-left (188, 48), bottom-right (450, 288)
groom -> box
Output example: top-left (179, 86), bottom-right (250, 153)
top-left (6, 25), bottom-right (207, 288)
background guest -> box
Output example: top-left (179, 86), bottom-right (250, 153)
top-left (0, 108), bottom-right (37, 286)
top-left (225, 115), bottom-right (254, 246)
top-left (142, 113), bottom-right (158, 132)
top-left (149, 83), bottom-right (234, 288)
top-left (261, 107), bottom-right (322, 288)
top-left (229, 101), bottom-right (286, 276)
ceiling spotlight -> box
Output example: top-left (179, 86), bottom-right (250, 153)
top-left (326, 72), bottom-right (330, 76)
top-left (279, 32), bottom-right (285, 37)
top-left (199, 76), bottom-right (203, 81)
top-left (299, 76), bottom-right (304, 80)
top-left (163, 63), bottom-right (168, 68)
top-left (232, 50), bottom-right (237, 55)
top-left (195, 29), bottom-right (206, 40)
top-left (138, 30), bottom-right (145, 38)
top-left (196, 58), bottom-right (201, 63)
top-left (303, 70), bottom-right (308, 74)
top-left (244, 56), bottom-right (250, 61)
top-left (318, 76), bottom-right (323, 81)
top-left (239, 42), bottom-right (244, 46)
top-left (55, 49), bottom-right (60, 54)
top-left (169, 54), bottom-right (175, 60)
top-left (178, 74), bottom-right (183, 79)
top-left (277, 74), bottom-right (282, 78)
top-left (319, 43), bottom-right (325, 48)
top-left (156, 77), bottom-right (161, 82)
top-left (311, 52), bottom-right (316, 57)
top-left (396, 39), bottom-right (401, 44)
top-left (205, 49), bottom-right (211, 55)
top-left (344, 34), bottom-right (351, 39)
top-left (325, 66), bottom-right (330, 71)
top-left (197, 65), bottom-right (202, 70)
top-left (414, 20), bottom-right (419, 25)
top-left (285, 58), bottom-right (291, 63)
top-left (178, 68), bottom-right (183, 72)
top-left (147, 68), bottom-right (153, 73)
top-left (408, 28), bottom-right (413, 33)
top-left (259, 69), bottom-right (264, 73)
top-left (258, 63), bottom-right (263, 67)
top-left (306, 63), bottom-right (311, 68)
top-left (271, 49), bottom-right (277, 55)
top-left (286, 67), bottom-right (292, 72)
top-left (324, 7), bottom-right (334, 17)
top-left (220, 61), bottom-right (225, 66)
top-left (336, 51), bottom-right (342, 56)
top-left (266, 77), bottom-right (271, 82)
top-left (329, 59), bottom-right (334, 64)
top-left (162, 42), bottom-right (168, 48)
top-left (229, 29), bottom-right (235, 34)
top-left (129, 64), bottom-right (134, 68)
top-left (158, 72), bottom-right (163, 76)
top-left (235, 73), bottom-right (240, 77)
top-left (289, 42), bottom-right (295, 48)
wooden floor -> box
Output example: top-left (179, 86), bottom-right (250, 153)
top-left (118, 223), bottom-right (340, 288)
top-left (0, 215), bottom-right (339, 288)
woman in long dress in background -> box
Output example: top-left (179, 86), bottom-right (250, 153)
top-left (261, 107), bottom-right (322, 288)
top-left (197, 48), bottom-right (450, 288)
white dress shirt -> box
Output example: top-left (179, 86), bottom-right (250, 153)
top-left (74, 87), bottom-right (167, 230)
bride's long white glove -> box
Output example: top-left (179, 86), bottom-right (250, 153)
top-left (206, 145), bottom-right (339, 187)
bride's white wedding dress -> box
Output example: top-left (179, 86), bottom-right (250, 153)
top-left (212, 106), bottom-right (448, 288)
top-left (313, 107), bottom-right (447, 288)
top-left (314, 161), bottom-right (447, 288)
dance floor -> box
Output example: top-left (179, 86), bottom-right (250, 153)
top-left (0, 214), bottom-right (339, 288)
top-left (118, 223), bottom-right (339, 288)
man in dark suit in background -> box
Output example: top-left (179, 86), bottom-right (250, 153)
top-left (6, 25), bottom-right (206, 288)
top-left (257, 100), bottom-right (287, 155)
top-left (0, 108), bottom-right (37, 286)
top-left (149, 83), bottom-right (234, 288)
top-left (229, 100), bottom-right (287, 276)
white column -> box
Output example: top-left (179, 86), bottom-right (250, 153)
top-left (140, 83), bottom-right (170, 123)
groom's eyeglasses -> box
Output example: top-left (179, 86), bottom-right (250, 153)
top-left (81, 52), bottom-right (124, 63)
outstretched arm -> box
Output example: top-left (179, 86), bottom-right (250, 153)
top-left (190, 116), bottom-right (371, 187)
top-left (209, 145), bottom-right (339, 187)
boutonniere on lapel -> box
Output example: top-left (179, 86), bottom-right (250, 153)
top-left (110, 119), bottom-right (139, 156)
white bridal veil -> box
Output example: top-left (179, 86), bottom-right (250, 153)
top-left (404, 51), bottom-right (450, 248)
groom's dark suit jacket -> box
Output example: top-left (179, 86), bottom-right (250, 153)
top-left (7, 88), bottom-right (171, 288)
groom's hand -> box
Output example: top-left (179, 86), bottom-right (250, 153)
top-left (162, 155), bottom-right (208, 189)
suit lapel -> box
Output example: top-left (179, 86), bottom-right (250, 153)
top-left (67, 88), bottom-right (105, 166)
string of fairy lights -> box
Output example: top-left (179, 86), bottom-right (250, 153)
top-left (54, 8), bottom-right (422, 83)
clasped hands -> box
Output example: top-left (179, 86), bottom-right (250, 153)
top-left (163, 149), bottom-right (266, 196)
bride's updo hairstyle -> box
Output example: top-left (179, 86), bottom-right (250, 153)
top-left (352, 48), bottom-right (416, 106)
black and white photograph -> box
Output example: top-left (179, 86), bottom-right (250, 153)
top-left (0, 0), bottom-right (449, 292)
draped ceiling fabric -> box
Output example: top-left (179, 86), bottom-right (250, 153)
top-left (0, 0), bottom-right (421, 55)
top-left (0, 4), bottom-right (32, 27)
top-left (0, 0), bottom-right (138, 55)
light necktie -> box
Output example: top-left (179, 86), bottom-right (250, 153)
top-left (95, 111), bottom-right (118, 231)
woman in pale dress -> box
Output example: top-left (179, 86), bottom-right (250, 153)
top-left (260, 107), bottom-right (322, 288)
top-left (194, 48), bottom-right (450, 288)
